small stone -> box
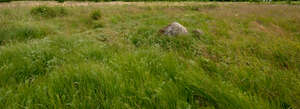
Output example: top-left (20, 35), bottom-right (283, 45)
top-left (159, 22), bottom-right (188, 36)
top-left (192, 29), bottom-right (204, 36)
top-left (73, 82), bottom-right (79, 88)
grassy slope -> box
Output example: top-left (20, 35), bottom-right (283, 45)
top-left (0, 2), bottom-right (300, 109)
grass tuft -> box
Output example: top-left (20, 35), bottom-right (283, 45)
top-left (30, 6), bottom-right (68, 18)
top-left (90, 10), bottom-right (102, 20)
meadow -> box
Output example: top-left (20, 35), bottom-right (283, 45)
top-left (0, 2), bottom-right (300, 109)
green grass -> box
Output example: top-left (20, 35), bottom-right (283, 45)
top-left (0, 3), bottom-right (300, 109)
top-left (30, 6), bottom-right (68, 18)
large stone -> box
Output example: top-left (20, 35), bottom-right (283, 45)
top-left (159, 22), bottom-right (188, 36)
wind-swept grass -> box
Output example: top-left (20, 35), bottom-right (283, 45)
top-left (0, 2), bottom-right (299, 109)
top-left (0, 22), bottom-right (52, 44)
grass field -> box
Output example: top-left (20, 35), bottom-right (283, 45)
top-left (0, 2), bottom-right (300, 109)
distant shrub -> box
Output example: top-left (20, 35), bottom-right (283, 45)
top-left (90, 10), bottom-right (102, 20)
top-left (31, 6), bottom-right (56, 17)
top-left (169, 4), bottom-right (219, 11)
top-left (55, 0), bottom-right (65, 3)
top-left (249, 0), bottom-right (261, 2)
top-left (198, 4), bottom-right (219, 9)
top-left (30, 6), bottom-right (67, 18)
top-left (286, 0), bottom-right (291, 4)
top-left (0, 0), bottom-right (11, 3)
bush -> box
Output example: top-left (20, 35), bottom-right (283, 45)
top-left (286, 0), bottom-right (291, 4)
top-left (0, 0), bottom-right (11, 3)
top-left (30, 6), bottom-right (67, 18)
top-left (90, 10), bottom-right (102, 20)
top-left (55, 0), bottom-right (65, 3)
top-left (249, 0), bottom-right (261, 2)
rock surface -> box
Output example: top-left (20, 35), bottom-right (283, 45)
top-left (159, 22), bottom-right (188, 36)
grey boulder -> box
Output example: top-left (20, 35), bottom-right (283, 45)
top-left (159, 22), bottom-right (188, 36)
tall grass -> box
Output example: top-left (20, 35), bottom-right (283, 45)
top-left (0, 3), bottom-right (300, 109)
top-left (0, 23), bottom-right (52, 44)
top-left (0, 36), bottom-right (272, 108)
top-left (30, 6), bottom-right (68, 18)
